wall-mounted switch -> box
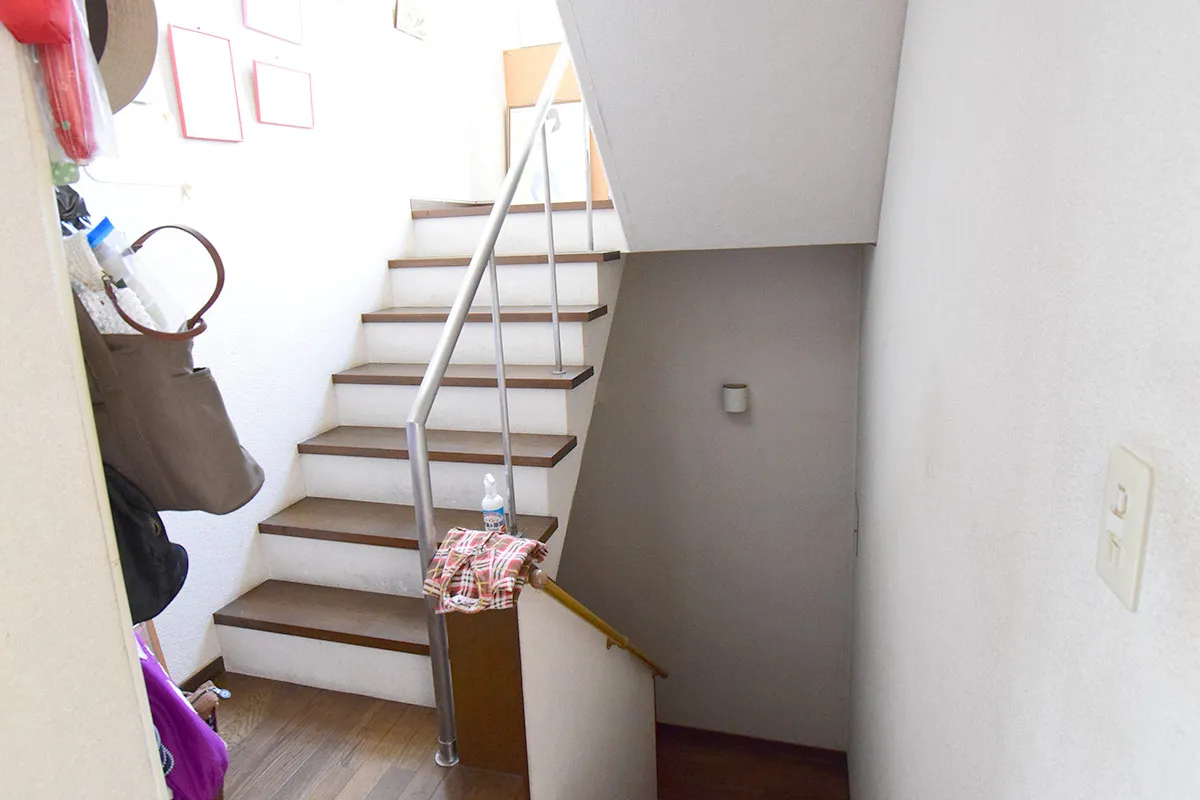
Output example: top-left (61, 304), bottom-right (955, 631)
top-left (1096, 446), bottom-right (1154, 611)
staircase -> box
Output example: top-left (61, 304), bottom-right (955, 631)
top-left (213, 202), bottom-right (625, 708)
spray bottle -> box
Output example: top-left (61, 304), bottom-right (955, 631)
top-left (482, 474), bottom-right (506, 534)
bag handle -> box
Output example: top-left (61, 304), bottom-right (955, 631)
top-left (103, 225), bottom-right (225, 342)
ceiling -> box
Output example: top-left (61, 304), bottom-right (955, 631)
top-left (556, 0), bottom-right (909, 251)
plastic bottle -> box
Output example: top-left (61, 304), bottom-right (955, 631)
top-left (482, 474), bottom-right (506, 534)
top-left (88, 217), bottom-right (169, 329)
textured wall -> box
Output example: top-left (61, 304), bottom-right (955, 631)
top-left (853, 1), bottom-right (1200, 797)
top-left (560, 247), bottom-right (862, 749)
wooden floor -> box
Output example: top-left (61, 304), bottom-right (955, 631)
top-left (656, 724), bottom-right (850, 800)
top-left (217, 673), bottom-right (523, 800)
top-left (217, 674), bottom-right (848, 800)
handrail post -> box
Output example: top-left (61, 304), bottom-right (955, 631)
top-left (541, 123), bottom-right (564, 375)
top-left (488, 252), bottom-right (519, 536)
top-left (583, 105), bottom-right (594, 252)
top-left (406, 421), bottom-right (460, 766)
top-left (404, 44), bottom-right (571, 768)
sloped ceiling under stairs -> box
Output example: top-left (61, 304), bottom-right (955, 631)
top-left (557, 0), bottom-right (909, 251)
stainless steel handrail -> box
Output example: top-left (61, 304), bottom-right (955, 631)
top-left (583, 105), bottom-right (594, 251)
top-left (540, 123), bottom-right (564, 374)
top-left (405, 44), bottom-right (571, 768)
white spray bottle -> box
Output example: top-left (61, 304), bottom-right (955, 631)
top-left (482, 474), bottom-right (506, 533)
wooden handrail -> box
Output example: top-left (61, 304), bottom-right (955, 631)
top-left (529, 568), bottom-right (668, 679)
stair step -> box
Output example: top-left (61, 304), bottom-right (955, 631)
top-left (333, 362), bottom-right (594, 390)
top-left (298, 426), bottom-right (577, 468)
top-left (388, 251), bottom-right (620, 269)
top-left (259, 497), bottom-right (559, 548)
top-left (411, 199), bottom-right (616, 219)
top-left (214, 580), bottom-right (429, 655)
top-left (362, 304), bottom-right (608, 324)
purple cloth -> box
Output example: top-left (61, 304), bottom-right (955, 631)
top-left (136, 634), bottom-right (228, 800)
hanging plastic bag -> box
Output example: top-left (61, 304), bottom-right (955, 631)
top-left (0, 0), bottom-right (73, 44)
top-left (30, 0), bottom-right (115, 164)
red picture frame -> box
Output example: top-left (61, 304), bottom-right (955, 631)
top-left (168, 26), bottom-right (244, 143)
top-left (242, 0), bottom-right (303, 45)
top-left (252, 61), bottom-right (315, 129)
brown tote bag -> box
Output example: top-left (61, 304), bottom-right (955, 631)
top-left (74, 225), bottom-right (264, 514)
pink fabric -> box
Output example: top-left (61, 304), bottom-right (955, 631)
top-left (136, 633), bottom-right (228, 800)
top-left (423, 528), bottom-right (547, 613)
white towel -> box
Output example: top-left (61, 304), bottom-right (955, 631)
top-left (64, 232), bottom-right (159, 335)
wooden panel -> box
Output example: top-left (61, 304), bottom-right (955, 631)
top-left (446, 608), bottom-right (529, 780)
top-left (297, 427), bottom-right (578, 469)
top-left (411, 200), bottom-right (615, 220)
top-left (333, 363), bottom-right (594, 390)
top-left (503, 45), bottom-right (610, 202)
top-left (213, 581), bottom-right (430, 655)
top-left (361, 305), bottom-right (608, 324)
top-left (503, 44), bottom-right (579, 108)
top-left (388, 252), bottom-right (620, 269)
top-left (259, 498), bottom-right (560, 549)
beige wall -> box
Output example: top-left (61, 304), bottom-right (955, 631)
top-left (0, 30), bottom-right (167, 799)
top-left (559, 246), bottom-right (862, 750)
top-left (853, 1), bottom-right (1200, 797)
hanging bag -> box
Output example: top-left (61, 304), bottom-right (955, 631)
top-left (106, 464), bottom-right (188, 624)
top-left (74, 225), bottom-right (264, 514)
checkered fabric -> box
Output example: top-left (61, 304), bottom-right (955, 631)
top-left (423, 527), bottom-right (548, 614)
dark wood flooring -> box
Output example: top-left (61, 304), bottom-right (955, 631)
top-left (216, 674), bottom-right (849, 800)
top-left (217, 673), bottom-right (523, 800)
top-left (656, 723), bottom-right (850, 800)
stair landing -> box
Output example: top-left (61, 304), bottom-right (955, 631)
top-left (217, 672), bottom-right (526, 800)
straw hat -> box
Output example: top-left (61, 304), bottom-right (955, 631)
top-left (86, 0), bottom-right (159, 113)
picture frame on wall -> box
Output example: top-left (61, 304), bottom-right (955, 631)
top-left (243, 0), bottom-right (303, 44)
top-left (253, 62), bottom-right (315, 129)
top-left (394, 1), bottom-right (427, 40)
top-left (168, 26), bottom-right (244, 143)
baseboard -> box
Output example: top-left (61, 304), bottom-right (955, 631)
top-left (655, 722), bottom-right (848, 767)
top-left (178, 656), bottom-right (225, 693)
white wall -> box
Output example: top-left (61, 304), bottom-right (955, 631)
top-left (519, 589), bottom-right (657, 800)
top-left (0, 30), bottom-right (167, 799)
top-left (559, 247), bottom-right (861, 750)
top-left (853, 2), bottom-right (1200, 797)
top-left (79, 0), bottom-right (504, 678)
top-left (556, 0), bottom-right (908, 251)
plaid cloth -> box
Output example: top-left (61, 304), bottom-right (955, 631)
top-left (423, 528), bottom-right (548, 614)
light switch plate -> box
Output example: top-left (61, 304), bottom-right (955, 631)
top-left (1096, 446), bottom-right (1154, 610)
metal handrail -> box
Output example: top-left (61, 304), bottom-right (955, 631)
top-left (405, 45), bottom-right (572, 768)
top-left (529, 568), bottom-right (669, 679)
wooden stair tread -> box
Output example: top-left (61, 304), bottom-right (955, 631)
top-left (388, 252), bottom-right (620, 269)
top-left (362, 304), bottom-right (608, 324)
top-left (298, 426), bottom-right (577, 467)
top-left (259, 497), bottom-right (559, 548)
top-left (214, 580), bottom-right (429, 655)
top-left (333, 362), bottom-right (594, 390)
top-left (411, 199), bottom-right (616, 219)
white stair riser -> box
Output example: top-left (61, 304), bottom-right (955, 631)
top-left (261, 535), bottom-right (423, 596)
top-left (392, 262), bottom-right (600, 308)
top-left (365, 320), bottom-right (589, 366)
top-left (302, 453), bottom-right (559, 516)
top-left (413, 210), bottom-right (626, 257)
top-left (335, 383), bottom-right (583, 435)
top-left (216, 626), bottom-right (433, 706)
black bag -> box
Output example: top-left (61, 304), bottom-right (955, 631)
top-left (105, 465), bottom-right (189, 624)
